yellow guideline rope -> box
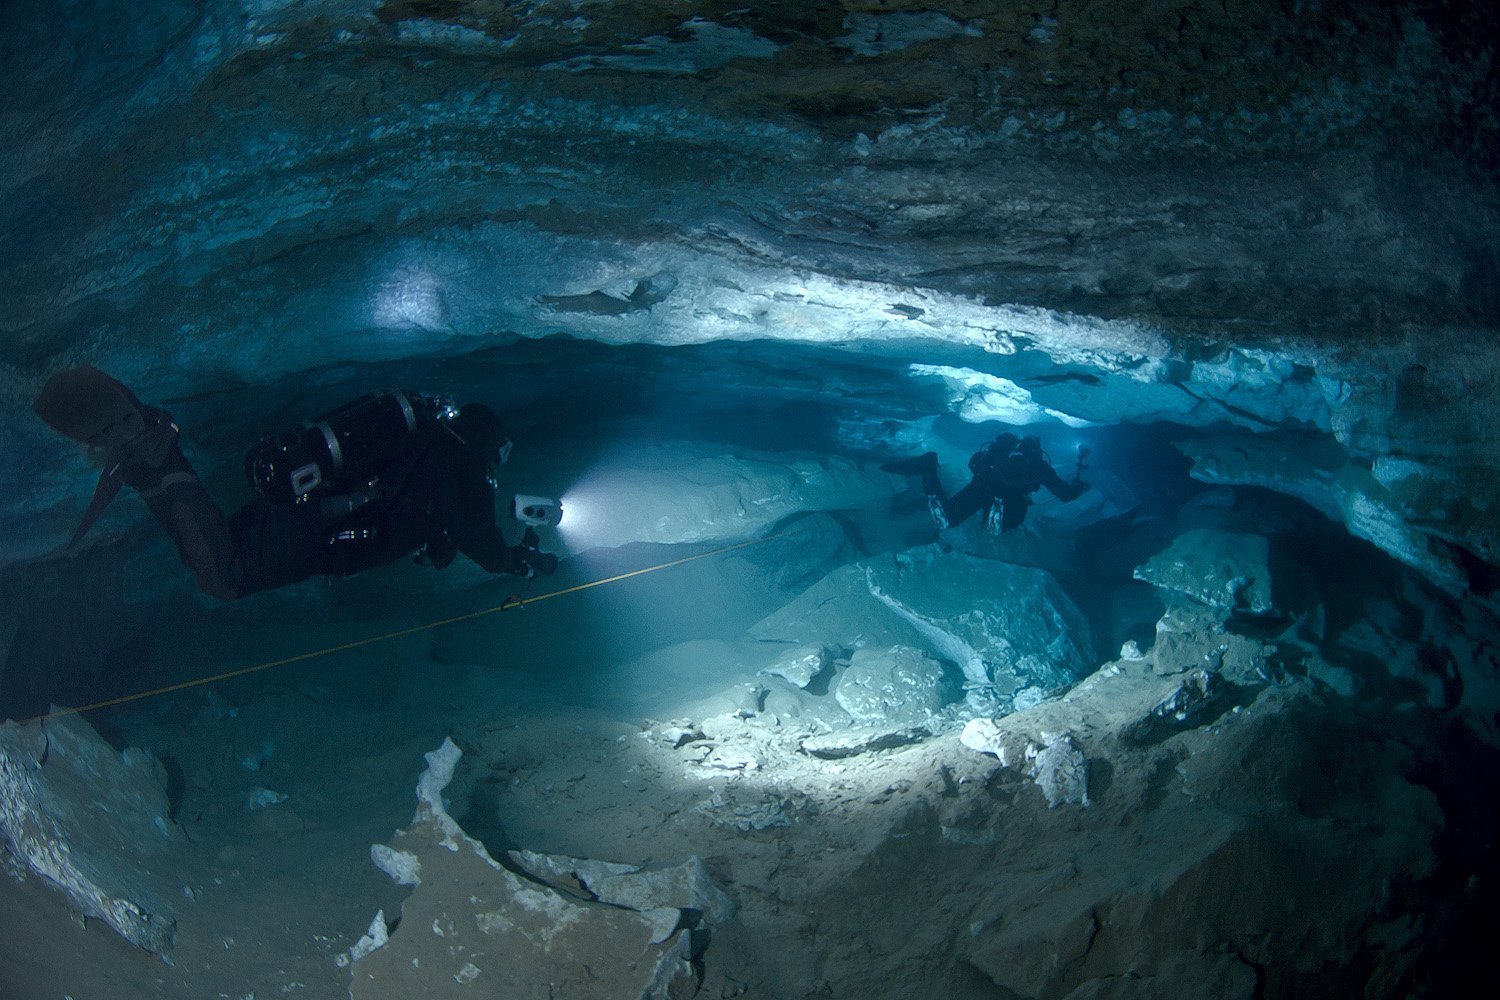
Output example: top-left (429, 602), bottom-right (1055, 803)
top-left (22, 533), bottom-right (781, 727)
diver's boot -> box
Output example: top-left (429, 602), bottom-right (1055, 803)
top-left (928, 495), bottom-right (952, 530)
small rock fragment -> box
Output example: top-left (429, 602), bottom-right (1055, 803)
top-left (349, 910), bottom-right (388, 963)
top-left (760, 645), bottom-right (830, 688)
top-left (1124, 669), bottom-right (1229, 746)
top-left (1031, 734), bottom-right (1089, 809)
top-left (245, 787), bottom-right (289, 811)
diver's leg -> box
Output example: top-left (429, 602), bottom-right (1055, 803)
top-left (123, 441), bottom-right (243, 600)
top-left (882, 452), bottom-right (957, 528)
top-left (940, 478), bottom-right (990, 529)
top-left (226, 500), bottom-right (329, 596)
top-left (34, 367), bottom-right (244, 599)
top-left (998, 493), bottom-right (1031, 532)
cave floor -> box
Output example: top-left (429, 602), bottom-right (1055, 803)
top-left (0, 462), bottom-right (1484, 999)
top-left (0, 558), bottom-right (1455, 999)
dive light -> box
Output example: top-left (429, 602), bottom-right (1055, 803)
top-left (513, 494), bottom-right (563, 528)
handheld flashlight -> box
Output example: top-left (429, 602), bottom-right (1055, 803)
top-left (512, 494), bottom-right (563, 528)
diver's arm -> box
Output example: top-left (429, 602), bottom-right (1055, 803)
top-left (1038, 462), bottom-right (1089, 503)
top-left (439, 466), bottom-right (525, 574)
top-left (450, 509), bottom-right (523, 574)
top-left (425, 434), bottom-right (557, 576)
top-left (441, 469), bottom-right (557, 576)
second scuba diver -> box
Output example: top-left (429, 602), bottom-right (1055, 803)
top-left (883, 432), bottom-right (1090, 533)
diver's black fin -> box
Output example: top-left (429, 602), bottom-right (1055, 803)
top-left (33, 365), bottom-right (146, 445)
top-left (880, 451), bottom-right (938, 477)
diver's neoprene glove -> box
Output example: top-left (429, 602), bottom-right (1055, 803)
top-left (513, 528), bottom-right (558, 577)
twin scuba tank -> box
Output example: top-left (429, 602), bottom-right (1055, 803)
top-left (244, 390), bottom-right (456, 511)
top-left (968, 433), bottom-right (1026, 481)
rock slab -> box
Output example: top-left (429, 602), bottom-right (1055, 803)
top-left (0, 713), bottom-right (184, 955)
top-left (754, 544), bottom-right (1093, 709)
top-left (1134, 527), bottom-right (1275, 615)
top-left (350, 738), bottom-right (708, 999)
top-left (760, 644), bottom-right (830, 689)
top-left (834, 645), bottom-right (947, 726)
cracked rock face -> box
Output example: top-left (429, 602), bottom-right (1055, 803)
top-left (0, 714), bottom-right (185, 955)
top-left (350, 738), bottom-right (715, 1000)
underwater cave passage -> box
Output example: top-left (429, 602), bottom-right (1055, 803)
top-left (5, 334), bottom-right (1497, 999)
top-left (3, 0), bottom-right (1498, 990)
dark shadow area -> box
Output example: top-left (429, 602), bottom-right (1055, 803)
top-left (1086, 757), bottom-right (1114, 802)
top-left (1403, 718), bottom-right (1500, 998)
top-left (451, 780), bottom-right (523, 868)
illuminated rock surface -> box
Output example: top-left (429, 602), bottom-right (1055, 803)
top-left (349, 739), bottom-right (704, 999)
top-left (1134, 526), bottom-right (1275, 615)
top-left (754, 545), bottom-right (1093, 711)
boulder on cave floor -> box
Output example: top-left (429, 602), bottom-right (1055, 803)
top-left (752, 544), bottom-right (1093, 712)
top-left (1147, 601), bottom-right (1268, 680)
top-left (759, 643), bottom-right (831, 689)
top-left (833, 645), bottom-right (953, 727)
top-left (1133, 526), bottom-right (1276, 616)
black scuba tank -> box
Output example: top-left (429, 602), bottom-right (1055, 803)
top-left (245, 390), bottom-right (454, 504)
top-left (968, 433), bottom-right (1019, 478)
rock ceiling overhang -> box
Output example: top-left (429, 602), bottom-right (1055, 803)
top-left (0, 1), bottom-right (1496, 592)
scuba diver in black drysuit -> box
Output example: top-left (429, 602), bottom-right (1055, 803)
top-left (883, 432), bottom-right (1091, 533)
top-left (32, 366), bottom-right (558, 601)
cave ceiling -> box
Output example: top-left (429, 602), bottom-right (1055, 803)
top-left (0, 0), bottom-right (1496, 591)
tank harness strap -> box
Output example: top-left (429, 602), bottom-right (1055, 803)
top-left (136, 471), bottom-right (201, 500)
top-left (322, 422), bottom-right (446, 545)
